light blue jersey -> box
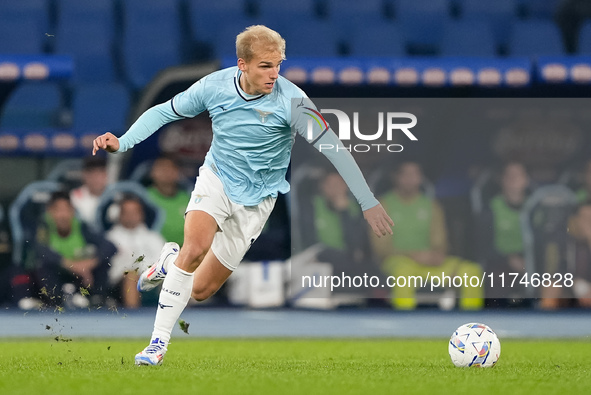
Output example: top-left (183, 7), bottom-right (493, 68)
top-left (117, 66), bottom-right (378, 210)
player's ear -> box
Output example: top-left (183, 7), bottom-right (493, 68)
top-left (237, 58), bottom-right (247, 71)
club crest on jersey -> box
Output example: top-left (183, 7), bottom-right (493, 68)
top-left (254, 108), bottom-right (273, 123)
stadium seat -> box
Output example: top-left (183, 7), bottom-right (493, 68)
top-left (188, 0), bottom-right (250, 43)
top-left (347, 22), bottom-right (405, 57)
top-left (122, 0), bottom-right (182, 88)
top-left (509, 20), bottom-right (565, 56)
top-left (95, 181), bottom-right (165, 233)
top-left (0, 82), bottom-right (63, 130)
top-left (279, 20), bottom-right (341, 57)
top-left (440, 20), bottom-right (497, 57)
top-left (519, 0), bottom-right (561, 19)
top-left (8, 180), bottom-right (63, 266)
top-left (257, 0), bottom-right (315, 18)
top-left (577, 21), bottom-right (591, 54)
top-left (71, 84), bottom-right (130, 134)
top-left (0, 0), bottom-right (49, 37)
top-left (459, 0), bottom-right (517, 48)
top-left (0, 16), bottom-right (45, 54)
top-left (56, 0), bottom-right (114, 39)
top-left (395, 0), bottom-right (450, 54)
top-left (54, 21), bottom-right (116, 83)
top-left (325, 0), bottom-right (388, 38)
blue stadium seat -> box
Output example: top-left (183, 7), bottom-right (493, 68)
top-left (519, 0), bottom-right (561, 19)
top-left (509, 21), bottom-right (565, 56)
top-left (0, 15), bottom-right (45, 54)
top-left (459, 0), bottom-right (517, 48)
top-left (440, 20), bottom-right (497, 57)
top-left (257, 0), bottom-right (315, 18)
top-left (0, 82), bottom-right (63, 129)
top-left (54, 21), bottom-right (116, 83)
top-left (122, 0), bottom-right (182, 88)
top-left (189, 0), bottom-right (249, 43)
top-left (56, 0), bottom-right (114, 39)
top-left (282, 20), bottom-right (341, 57)
top-left (347, 22), bottom-right (405, 57)
top-left (395, 0), bottom-right (450, 54)
top-left (326, 0), bottom-right (387, 37)
top-left (72, 84), bottom-right (130, 133)
top-left (577, 21), bottom-right (591, 54)
top-left (0, 0), bottom-right (49, 36)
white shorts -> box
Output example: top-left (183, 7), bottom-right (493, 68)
top-left (185, 166), bottom-right (276, 271)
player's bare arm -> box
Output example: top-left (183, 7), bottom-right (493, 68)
top-left (92, 132), bottom-right (120, 155)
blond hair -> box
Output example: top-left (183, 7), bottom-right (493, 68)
top-left (236, 25), bottom-right (286, 61)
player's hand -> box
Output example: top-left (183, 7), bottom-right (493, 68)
top-left (92, 132), bottom-right (120, 155)
top-left (363, 203), bottom-right (394, 238)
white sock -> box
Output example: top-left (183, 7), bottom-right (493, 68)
top-left (151, 261), bottom-right (193, 344)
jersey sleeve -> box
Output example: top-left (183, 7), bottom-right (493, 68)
top-left (117, 78), bottom-right (209, 153)
top-left (290, 94), bottom-right (379, 211)
top-left (170, 78), bottom-right (208, 118)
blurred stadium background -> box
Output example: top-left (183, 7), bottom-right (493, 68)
top-left (1, 0), bottom-right (591, 333)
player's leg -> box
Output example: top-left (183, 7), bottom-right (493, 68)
top-left (191, 249), bottom-right (233, 301)
top-left (135, 210), bottom-right (217, 366)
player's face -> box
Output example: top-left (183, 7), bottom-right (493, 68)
top-left (238, 48), bottom-right (282, 95)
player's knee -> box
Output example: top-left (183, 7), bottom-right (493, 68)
top-left (191, 285), bottom-right (216, 302)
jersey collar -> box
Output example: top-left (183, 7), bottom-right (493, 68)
top-left (234, 69), bottom-right (265, 102)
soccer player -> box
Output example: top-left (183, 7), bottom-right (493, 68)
top-left (92, 25), bottom-right (394, 366)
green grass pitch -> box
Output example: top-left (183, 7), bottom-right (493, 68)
top-left (1, 339), bottom-right (590, 395)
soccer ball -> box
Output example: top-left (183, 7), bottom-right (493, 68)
top-left (448, 323), bottom-right (501, 368)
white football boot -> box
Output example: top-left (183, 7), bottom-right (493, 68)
top-left (134, 337), bottom-right (168, 366)
top-left (137, 242), bottom-right (180, 292)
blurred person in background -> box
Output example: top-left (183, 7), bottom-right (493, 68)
top-left (23, 191), bottom-right (116, 308)
top-left (308, 170), bottom-right (381, 291)
top-left (147, 156), bottom-right (190, 246)
top-left (477, 162), bottom-right (530, 302)
top-left (373, 161), bottom-right (483, 310)
top-left (575, 159), bottom-right (591, 202)
top-left (106, 196), bottom-right (165, 309)
top-left (70, 156), bottom-right (108, 226)
top-left (568, 201), bottom-right (591, 308)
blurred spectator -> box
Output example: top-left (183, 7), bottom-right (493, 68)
top-left (70, 156), bottom-right (108, 226)
top-left (309, 171), bottom-right (380, 285)
top-left (147, 156), bottom-right (190, 246)
top-left (106, 196), bottom-right (165, 309)
top-left (568, 201), bottom-right (591, 308)
top-left (372, 161), bottom-right (483, 310)
top-left (0, 205), bottom-right (16, 307)
top-left (576, 159), bottom-right (591, 202)
top-left (23, 191), bottom-right (116, 308)
top-left (477, 162), bottom-right (530, 299)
